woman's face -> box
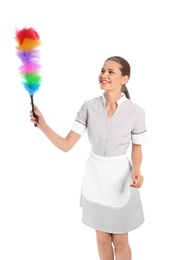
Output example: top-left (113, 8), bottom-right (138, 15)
top-left (99, 60), bottom-right (128, 92)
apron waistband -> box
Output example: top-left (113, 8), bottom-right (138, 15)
top-left (90, 151), bottom-right (127, 164)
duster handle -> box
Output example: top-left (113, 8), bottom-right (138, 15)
top-left (30, 95), bottom-right (38, 127)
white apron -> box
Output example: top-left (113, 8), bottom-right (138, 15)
top-left (80, 151), bottom-right (145, 234)
top-left (82, 151), bottom-right (132, 207)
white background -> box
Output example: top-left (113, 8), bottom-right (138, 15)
top-left (0, 0), bottom-right (172, 259)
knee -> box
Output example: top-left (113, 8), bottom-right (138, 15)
top-left (112, 234), bottom-right (129, 251)
top-left (96, 231), bottom-right (112, 250)
top-left (113, 241), bottom-right (125, 251)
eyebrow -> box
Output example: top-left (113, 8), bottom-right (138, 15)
top-left (102, 68), bottom-right (116, 72)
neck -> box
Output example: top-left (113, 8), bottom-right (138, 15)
top-left (104, 91), bottom-right (122, 106)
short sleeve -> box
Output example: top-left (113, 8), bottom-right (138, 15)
top-left (71, 102), bottom-right (88, 135)
top-left (131, 109), bottom-right (148, 144)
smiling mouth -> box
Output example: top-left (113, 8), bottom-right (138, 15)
top-left (101, 79), bottom-right (110, 84)
top-left (101, 80), bottom-right (110, 84)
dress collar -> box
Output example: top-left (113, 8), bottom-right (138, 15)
top-left (102, 93), bottom-right (126, 106)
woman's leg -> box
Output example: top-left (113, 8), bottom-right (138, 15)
top-left (96, 230), bottom-right (114, 260)
top-left (112, 233), bottom-right (132, 260)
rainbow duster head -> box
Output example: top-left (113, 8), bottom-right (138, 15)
top-left (15, 27), bottom-right (42, 126)
top-left (15, 27), bottom-right (42, 96)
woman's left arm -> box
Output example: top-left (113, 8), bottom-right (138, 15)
top-left (130, 143), bottom-right (144, 188)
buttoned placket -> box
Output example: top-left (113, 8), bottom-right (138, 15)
top-left (102, 94), bottom-right (125, 156)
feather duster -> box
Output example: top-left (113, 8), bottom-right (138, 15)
top-left (15, 27), bottom-right (42, 126)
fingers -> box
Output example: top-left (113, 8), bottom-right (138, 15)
top-left (30, 105), bottom-right (40, 125)
top-left (29, 105), bottom-right (46, 128)
top-left (130, 173), bottom-right (144, 188)
top-left (30, 112), bottom-right (38, 125)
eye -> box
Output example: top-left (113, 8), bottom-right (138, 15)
top-left (109, 70), bottom-right (114, 74)
top-left (101, 69), bottom-right (105, 73)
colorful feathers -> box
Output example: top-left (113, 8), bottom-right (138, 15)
top-left (15, 27), bottom-right (42, 96)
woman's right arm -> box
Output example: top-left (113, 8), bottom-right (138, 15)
top-left (30, 106), bottom-right (81, 152)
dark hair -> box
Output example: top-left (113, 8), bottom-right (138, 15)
top-left (105, 56), bottom-right (131, 99)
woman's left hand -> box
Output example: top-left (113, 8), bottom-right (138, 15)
top-left (130, 170), bottom-right (144, 188)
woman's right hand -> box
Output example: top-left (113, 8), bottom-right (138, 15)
top-left (30, 105), bottom-right (46, 129)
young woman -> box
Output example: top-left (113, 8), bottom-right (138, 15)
top-left (30, 56), bottom-right (147, 260)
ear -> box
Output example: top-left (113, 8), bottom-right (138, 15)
top-left (122, 75), bottom-right (129, 85)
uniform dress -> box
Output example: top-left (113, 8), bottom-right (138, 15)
top-left (72, 94), bottom-right (147, 234)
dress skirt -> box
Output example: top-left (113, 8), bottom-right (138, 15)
top-left (80, 151), bottom-right (144, 234)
